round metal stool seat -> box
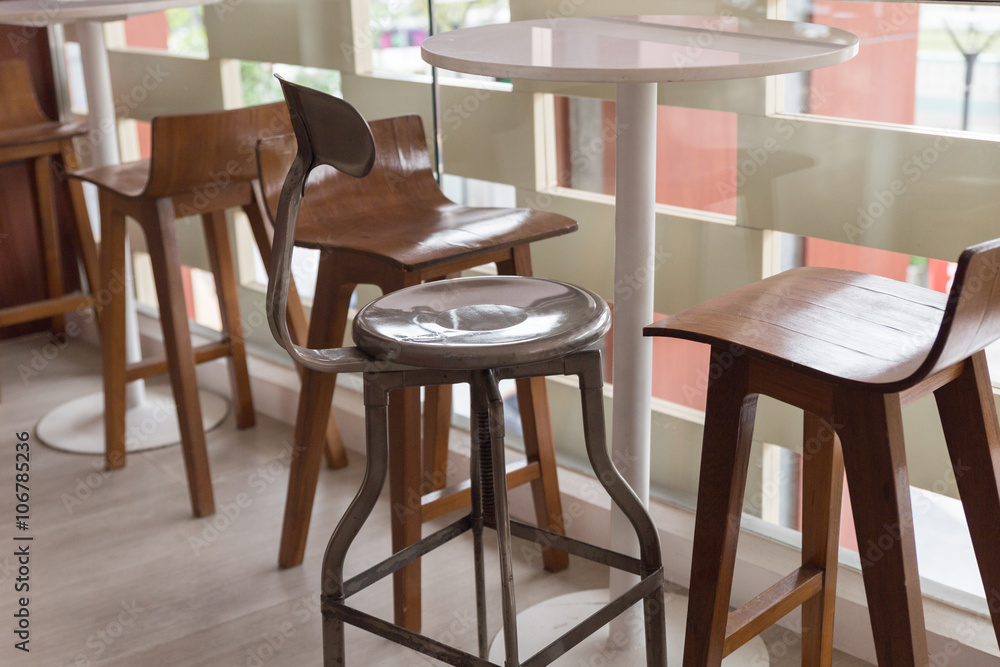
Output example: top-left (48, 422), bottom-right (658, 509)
top-left (353, 276), bottom-right (611, 369)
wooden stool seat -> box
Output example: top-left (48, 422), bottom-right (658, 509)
top-left (0, 59), bottom-right (97, 369)
top-left (71, 159), bottom-right (150, 197)
top-left (294, 202), bottom-right (571, 269)
top-left (658, 266), bottom-right (947, 386)
top-left (0, 119), bottom-right (87, 147)
top-left (646, 242), bottom-right (1000, 666)
top-left (257, 114), bottom-right (577, 632)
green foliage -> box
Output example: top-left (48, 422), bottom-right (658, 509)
top-left (239, 62), bottom-right (342, 107)
top-left (165, 7), bottom-right (208, 58)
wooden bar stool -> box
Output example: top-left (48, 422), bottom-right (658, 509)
top-left (69, 102), bottom-right (298, 517)
top-left (0, 59), bottom-right (98, 357)
top-left (265, 76), bottom-right (667, 666)
top-left (256, 110), bottom-right (578, 628)
top-left (645, 241), bottom-right (1000, 665)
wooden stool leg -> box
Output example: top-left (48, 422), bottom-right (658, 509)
top-left (800, 412), bottom-right (844, 667)
top-left (422, 383), bottom-right (452, 491)
top-left (389, 383), bottom-right (423, 631)
top-left (421, 272), bottom-right (460, 491)
top-left (61, 141), bottom-right (100, 299)
top-left (147, 199), bottom-right (215, 517)
top-left (935, 351), bottom-right (1000, 643)
top-left (100, 195), bottom-right (128, 472)
top-left (516, 375), bottom-right (569, 571)
top-left (835, 389), bottom-right (928, 666)
top-left (33, 155), bottom-right (65, 333)
top-left (684, 351), bottom-right (757, 667)
top-left (243, 197), bottom-right (347, 468)
top-left (202, 211), bottom-right (254, 428)
top-left (277, 259), bottom-right (355, 568)
top-left (498, 244), bottom-right (569, 572)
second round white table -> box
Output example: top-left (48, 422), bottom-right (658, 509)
top-left (422, 14), bottom-right (858, 664)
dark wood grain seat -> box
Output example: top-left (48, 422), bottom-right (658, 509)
top-left (257, 114), bottom-right (577, 632)
top-left (658, 266), bottom-right (948, 387)
top-left (0, 59), bottom-right (97, 365)
top-left (69, 102), bottom-right (307, 518)
top-left (258, 116), bottom-right (576, 269)
top-left (645, 240), bottom-right (1000, 666)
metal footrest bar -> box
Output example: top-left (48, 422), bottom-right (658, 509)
top-left (522, 567), bottom-right (665, 667)
top-left (326, 566), bottom-right (664, 667)
top-left (323, 599), bottom-right (494, 667)
top-left (343, 515), bottom-right (473, 598)
top-left (508, 520), bottom-right (643, 576)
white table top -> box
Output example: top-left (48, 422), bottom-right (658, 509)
top-left (421, 15), bottom-right (858, 83)
top-left (0, 0), bottom-right (216, 24)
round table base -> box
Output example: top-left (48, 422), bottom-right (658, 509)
top-left (489, 588), bottom-right (769, 666)
top-left (36, 386), bottom-right (228, 454)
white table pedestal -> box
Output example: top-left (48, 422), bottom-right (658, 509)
top-left (37, 385), bottom-right (228, 454)
top-left (424, 13), bottom-right (860, 665)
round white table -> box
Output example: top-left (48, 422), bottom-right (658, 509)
top-left (422, 14), bottom-right (858, 664)
top-left (0, 0), bottom-right (226, 454)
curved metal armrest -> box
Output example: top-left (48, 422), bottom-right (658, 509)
top-left (265, 75), bottom-right (380, 376)
top-left (265, 152), bottom-right (371, 375)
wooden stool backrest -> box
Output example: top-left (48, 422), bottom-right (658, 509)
top-left (265, 76), bottom-right (376, 372)
top-left (921, 238), bottom-right (1000, 379)
top-left (255, 113), bottom-right (444, 223)
top-left (0, 59), bottom-right (50, 130)
top-left (143, 101), bottom-right (291, 198)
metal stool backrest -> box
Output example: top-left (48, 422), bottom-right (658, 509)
top-left (141, 101), bottom-right (291, 199)
top-left (0, 59), bottom-right (51, 130)
top-left (918, 237), bottom-right (1000, 382)
top-left (265, 75), bottom-right (376, 373)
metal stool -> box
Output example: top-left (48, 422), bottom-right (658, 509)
top-left (266, 76), bottom-right (667, 666)
top-left (255, 114), bottom-right (578, 630)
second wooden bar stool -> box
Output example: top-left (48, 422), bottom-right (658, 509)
top-left (256, 109), bottom-right (579, 629)
top-left (645, 240), bottom-right (1000, 665)
top-left (71, 102), bottom-right (294, 517)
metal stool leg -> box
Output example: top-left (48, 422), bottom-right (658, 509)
top-left (574, 351), bottom-right (667, 666)
top-left (322, 373), bottom-right (393, 667)
top-left (475, 369), bottom-right (520, 666)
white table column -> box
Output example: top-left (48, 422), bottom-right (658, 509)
top-left (608, 80), bottom-right (657, 649)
